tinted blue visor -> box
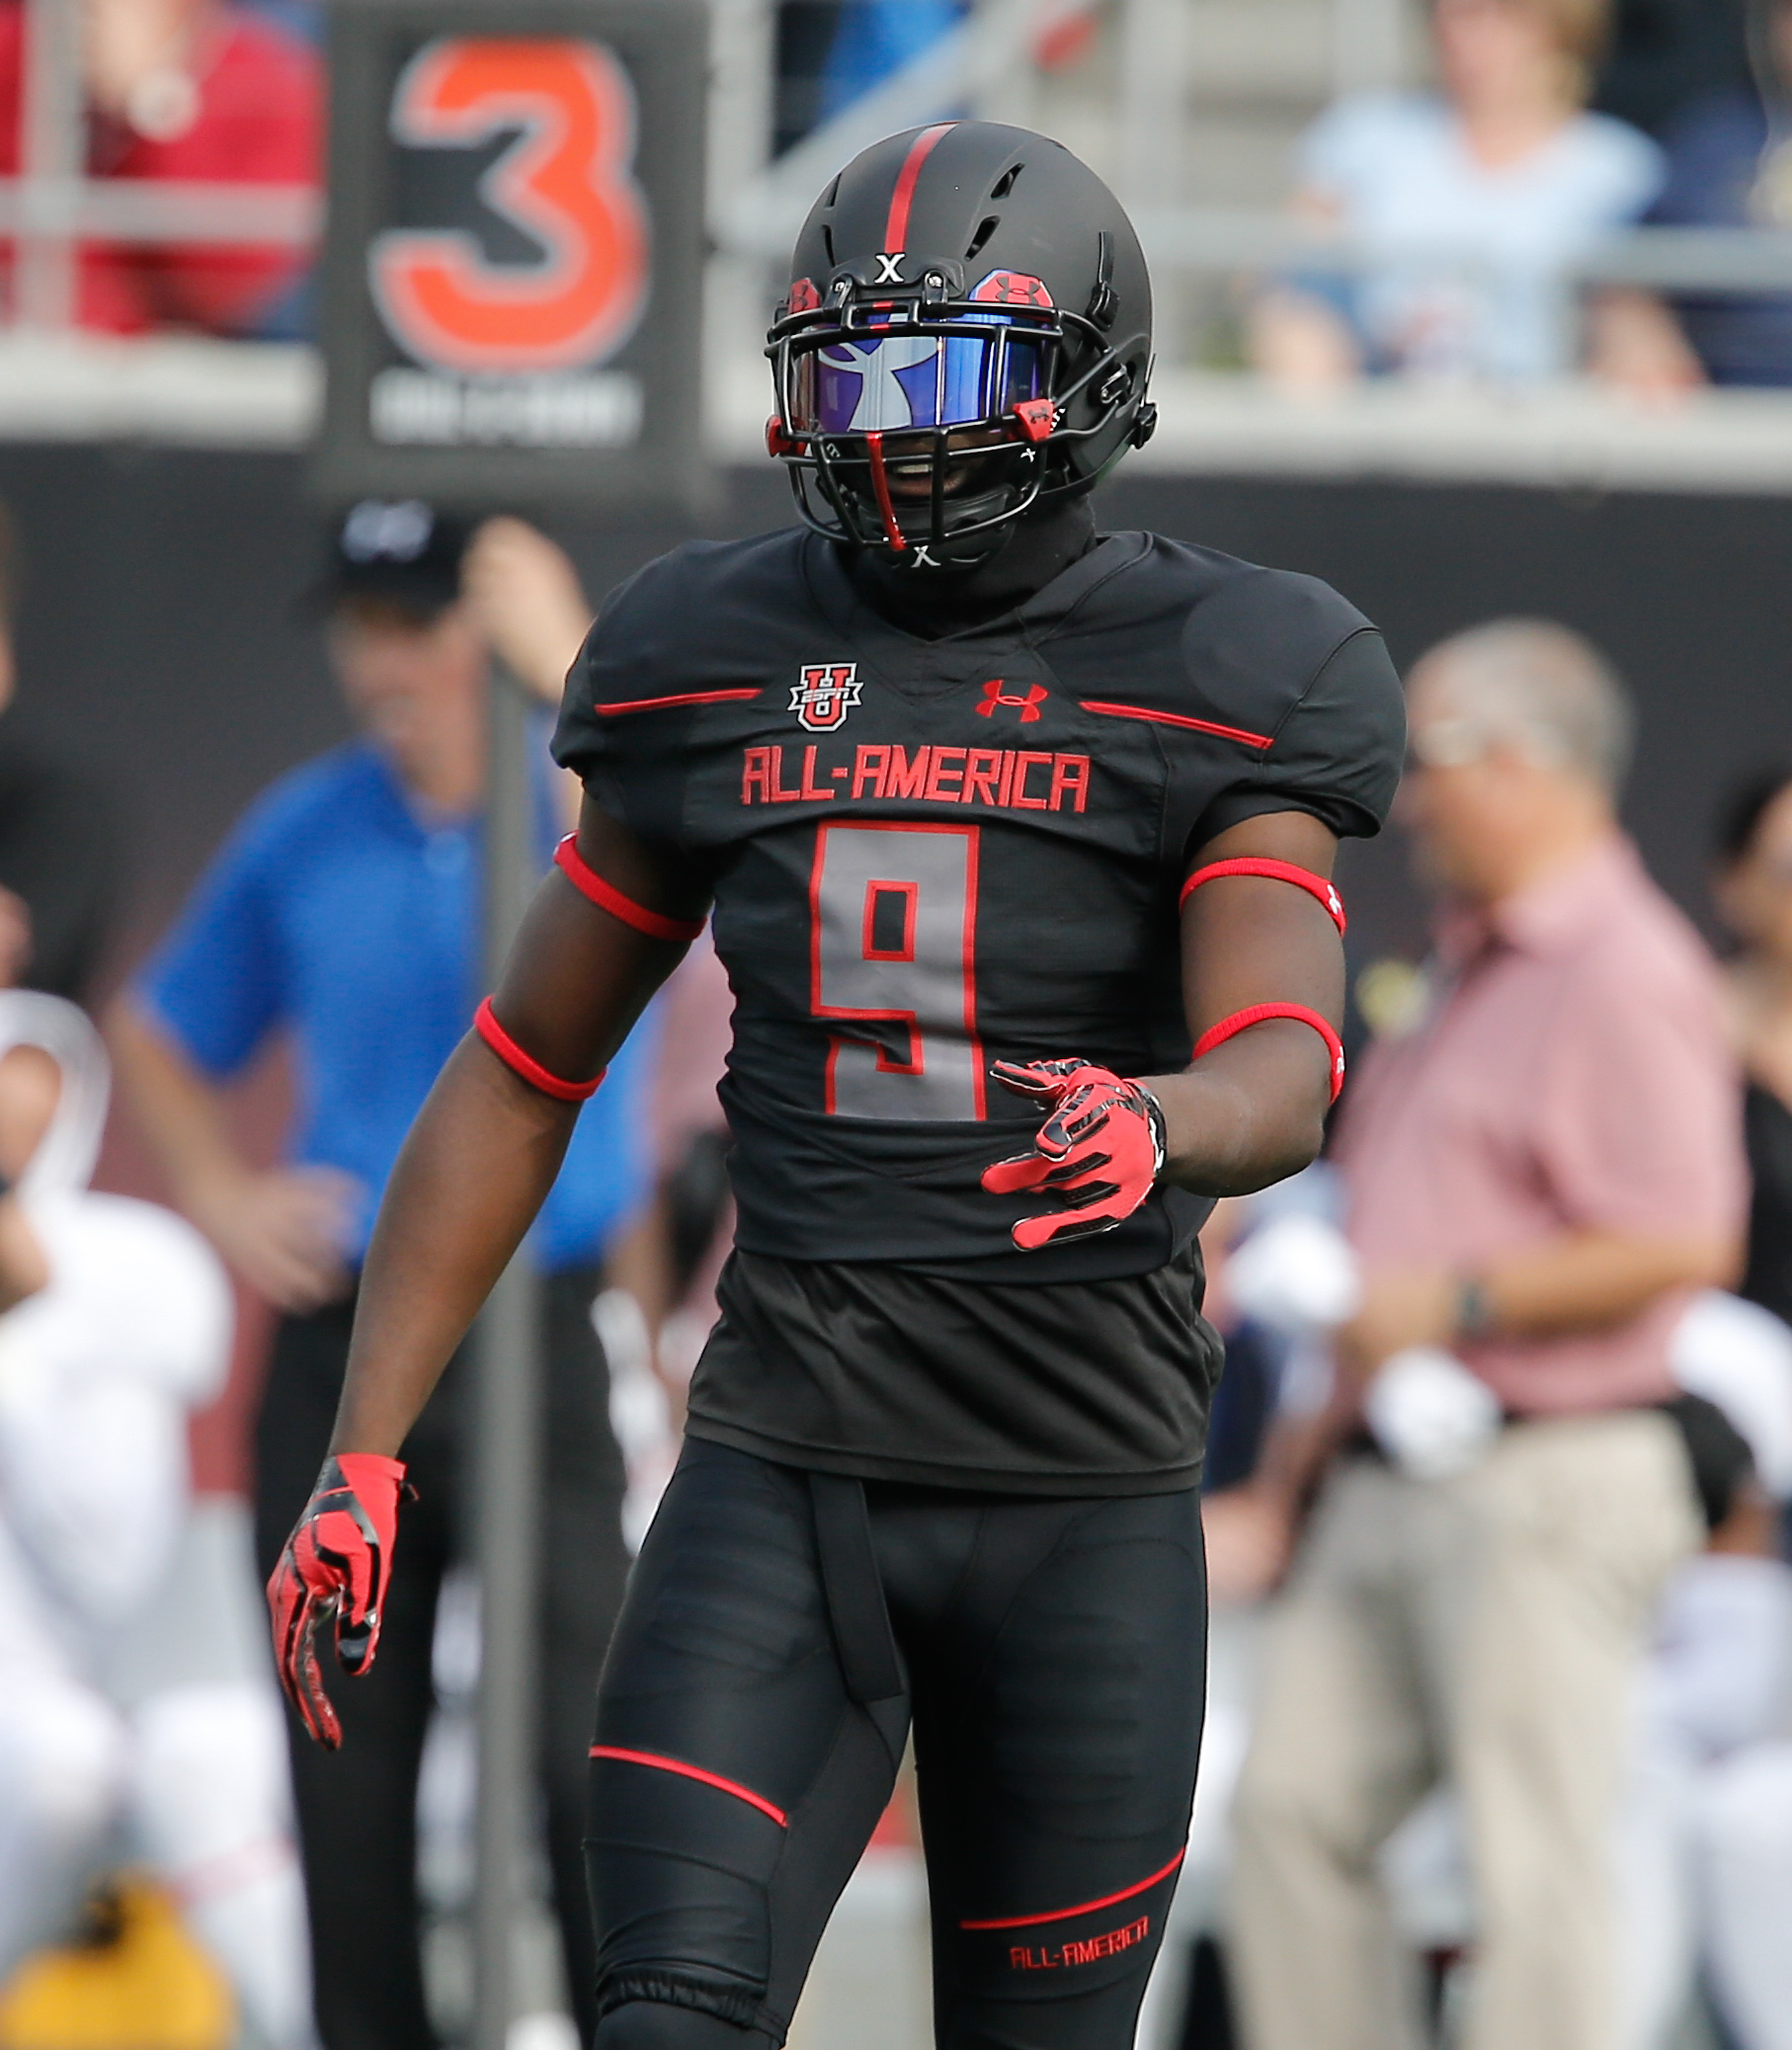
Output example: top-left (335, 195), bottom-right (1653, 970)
top-left (787, 314), bottom-right (1049, 438)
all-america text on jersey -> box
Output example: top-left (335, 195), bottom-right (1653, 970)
top-left (740, 742), bottom-right (1092, 812)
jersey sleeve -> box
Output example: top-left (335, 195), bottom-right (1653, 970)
top-left (551, 545), bottom-right (716, 842)
top-left (1162, 563), bottom-right (1406, 861)
top-left (1190, 626), bottom-right (1406, 850)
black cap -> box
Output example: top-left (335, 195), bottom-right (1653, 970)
top-left (309, 500), bottom-right (470, 619)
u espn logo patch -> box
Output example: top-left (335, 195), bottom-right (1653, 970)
top-left (790, 663), bottom-right (862, 732)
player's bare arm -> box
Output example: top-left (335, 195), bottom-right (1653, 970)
top-left (981, 806), bottom-right (1346, 1251)
top-left (270, 802), bottom-right (700, 1746)
top-left (330, 800), bottom-right (706, 1459)
top-left (1151, 806), bottom-right (1344, 1194)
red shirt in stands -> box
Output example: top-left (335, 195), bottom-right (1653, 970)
top-left (0, 0), bottom-right (320, 335)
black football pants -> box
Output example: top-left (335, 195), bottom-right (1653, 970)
top-left (254, 1270), bottom-right (631, 2050)
top-left (587, 1437), bottom-right (1206, 2050)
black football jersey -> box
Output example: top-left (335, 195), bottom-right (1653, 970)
top-left (552, 527), bottom-right (1403, 1286)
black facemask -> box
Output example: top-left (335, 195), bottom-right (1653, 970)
top-left (840, 494), bottom-right (1097, 642)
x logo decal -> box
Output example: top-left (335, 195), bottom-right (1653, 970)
top-left (874, 253), bottom-right (905, 284)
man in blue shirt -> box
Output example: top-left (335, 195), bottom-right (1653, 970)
top-left (111, 500), bottom-right (649, 2050)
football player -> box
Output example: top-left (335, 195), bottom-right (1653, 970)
top-left (270, 123), bottom-right (1403, 2050)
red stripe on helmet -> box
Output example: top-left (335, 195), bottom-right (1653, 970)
top-left (884, 123), bottom-right (955, 254)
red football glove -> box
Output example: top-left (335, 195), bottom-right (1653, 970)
top-left (981, 1059), bottom-right (1168, 1251)
top-left (267, 1453), bottom-right (408, 1750)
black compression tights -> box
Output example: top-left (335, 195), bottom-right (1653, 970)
top-left (587, 1438), bottom-right (1206, 2050)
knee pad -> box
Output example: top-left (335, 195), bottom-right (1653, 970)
top-left (587, 1748), bottom-right (795, 2034)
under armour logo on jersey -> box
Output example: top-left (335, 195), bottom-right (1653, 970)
top-left (977, 680), bottom-right (1048, 723)
top-left (791, 662), bottom-right (863, 732)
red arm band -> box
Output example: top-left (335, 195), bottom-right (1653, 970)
top-left (474, 998), bottom-right (605, 1103)
top-left (1191, 1003), bottom-right (1345, 1104)
top-left (553, 835), bottom-right (705, 943)
top-left (1180, 859), bottom-right (1345, 936)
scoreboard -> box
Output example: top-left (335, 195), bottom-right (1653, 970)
top-left (314, 0), bottom-right (708, 513)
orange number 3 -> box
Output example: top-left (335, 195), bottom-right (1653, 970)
top-left (371, 38), bottom-right (649, 374)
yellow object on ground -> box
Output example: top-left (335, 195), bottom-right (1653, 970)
top-left (0, 1875), bottom-right (233, 2050)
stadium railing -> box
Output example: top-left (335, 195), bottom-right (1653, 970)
top-left (5, 0), bottom-right (1792, 496)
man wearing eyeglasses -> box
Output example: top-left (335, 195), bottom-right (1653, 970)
top-left (1228, 618), bottom-right (1747, 2050)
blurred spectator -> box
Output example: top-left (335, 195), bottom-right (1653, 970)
top-left (0, 502), bottom-right (117, 1006)
top-left (1594, 0), bottom-right (1752, 138)
top-left (1621, 1298), bottom-right (1792, 2050)
top-left (1646, 1), bottom-right (1792, 385)
top-left (107, 503), bottom-right (648, 2050)
top-left (0, 992), bottom-right (310, 2047)
top-left (0, 0), bottom-right (321, 336)
top-left (1714, 764), bottom-right (1792, 1322)
top-left (1250, 0), bottom-right (1700, 394)
top-left (1227, 620), bottom-right (1745, 2050)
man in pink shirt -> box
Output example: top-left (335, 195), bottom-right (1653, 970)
top-left (1228, 620), bottom-right (1746, 2050)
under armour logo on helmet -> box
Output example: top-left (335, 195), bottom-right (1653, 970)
top-left (819, 331), bottom-right (939, 433)
top-left (977, 680), bottom-right (1048, 723)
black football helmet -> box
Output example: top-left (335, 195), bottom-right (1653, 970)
top-left (766, 122), bottom-right (1156, 570)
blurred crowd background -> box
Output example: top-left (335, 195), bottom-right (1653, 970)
top-left (11, 0), bottom-right (1792, 383)
top-left (1, 3), bottom-right (1792, 2050)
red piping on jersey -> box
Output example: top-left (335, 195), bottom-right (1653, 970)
top-left (960, 1849), bottom-right (1185, 1930)
top-left (884, 123), bottom-right (955, 252)
top-left (1193, 1003), bottom-right (1345, 1104)
top-left (1079, 700), bottom-right (1274, 751)
top-left (1181, 859), bottom-right (1346, 935)
top-left (588, 1746), bottom-right (788, 1828)
top-left (553, 835), bottom-right (705, 943)
top-left (596, 689), bottom-right (761, 716)
top-left (475, 998), bottom-right (605, 1103)
top-left (862, 431), bottom-right (908, 551)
